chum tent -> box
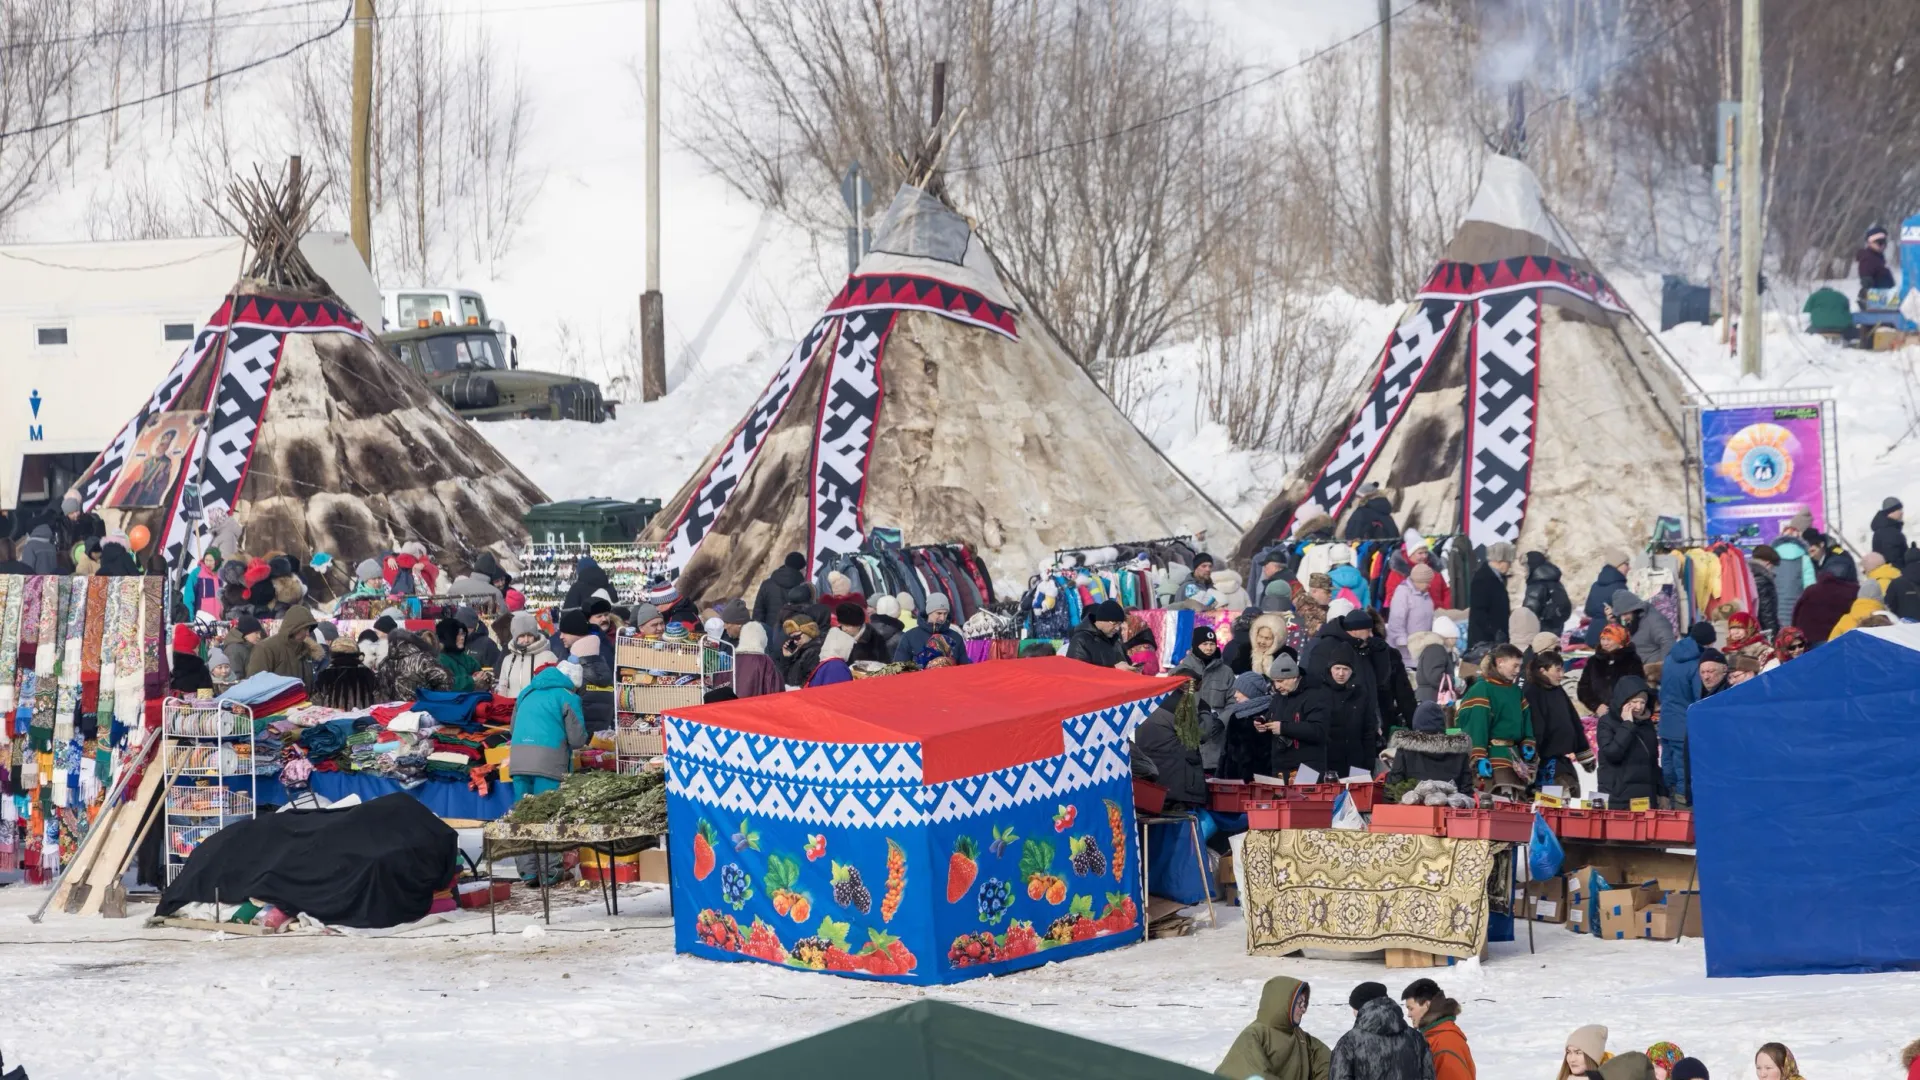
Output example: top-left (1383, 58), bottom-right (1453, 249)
top-left (687, 1000), bottom-right (1216, 1079)
top-left (1232, 155), bottom-right (1694, 583)
top-left (67, 168), bottom-right (545, 585)
top-left (645, 185), bottom-right (1240, 604)
top-left (1689, 622), bottom-right (1920, 977)
top-left (663, 657), bottom-right (1170, 985)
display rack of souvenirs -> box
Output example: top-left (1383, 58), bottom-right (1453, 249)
top-left (612, 633), bottom-right (731, 774)
top-left (515, 543), bottom-right (670, 610)
top-left (162, 697), bottom-right (256, 883)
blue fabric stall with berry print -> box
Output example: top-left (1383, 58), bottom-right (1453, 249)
top-left (664, 657), bottom-right (1170, 985)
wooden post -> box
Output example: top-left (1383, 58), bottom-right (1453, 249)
top-left (640, 0), bottom-right (667, 401)
top-left (1737, 0), bottom-right (1764, 377)
top-left (350, 0), bottom-right (374, 268)
top-left (1375, 0), bottom-right (1393, 303)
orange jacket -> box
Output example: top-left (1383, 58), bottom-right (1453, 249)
top-left (1422, 1018), bottom-right (1476, 1080)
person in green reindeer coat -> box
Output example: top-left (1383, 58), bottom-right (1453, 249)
top-left (1454, 642), bottom-right (1536, 796)
top-left (1217, 975), bottom-right (1332, 1080)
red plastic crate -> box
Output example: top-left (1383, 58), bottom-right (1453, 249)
top-left (1207, 779), bottom-right (1248, 813)
top-left (1555, 808), bottom-right (1604, 840)
top-left (1368, 803), bottom-right (1446, 835)
top-left (1444, 807), bottom-right (1534, 843)
top-left (1342, 781), bottom-right (1383, 812)
top-left (1649, 810), bottom-right (1694, 844)
top-left (1601, 810), bottom-right (1649, 842)
top-left (1133, 779), bottom-right (1168, 814)
top-left (1288, 783), bottom-right (1343, 802)
top-left (1246, 799), bottom-right (1334, 831)
top-left (457, 880), bottom-right (515, 907)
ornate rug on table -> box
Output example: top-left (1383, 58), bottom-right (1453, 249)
top-left (1239, 829), bottom-right (1493, 959)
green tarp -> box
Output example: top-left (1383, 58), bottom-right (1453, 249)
top-left (687, 1000), bottom-right (1215, 1079)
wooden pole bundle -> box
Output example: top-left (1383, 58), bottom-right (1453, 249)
top-left (204, 156), bottom-right (334, 294)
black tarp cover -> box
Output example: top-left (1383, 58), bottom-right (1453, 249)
top-left (158, 794), bottom-right (458, 928)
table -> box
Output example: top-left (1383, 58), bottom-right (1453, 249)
top-left (1137, 811), bottom-right (1217, 928)
top-left (480, 821), bottom-right (659, 931)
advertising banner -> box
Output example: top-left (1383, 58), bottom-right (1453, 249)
top-left (1701, 404), bottom-right (1826, 543)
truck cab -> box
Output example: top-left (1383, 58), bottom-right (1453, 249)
top-left (380, 324), bottom-right (613, 423)
top-left (382, 287), bottom-right (517, 366)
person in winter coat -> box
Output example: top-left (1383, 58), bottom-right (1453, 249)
top-left (1523, 551), bottom-right (1573, 635)
top-left (1657, 623), bottom-right (1716, 806)
top-left (18, 524), bottom-right (58, 575)
top-left (866, 595), bottom-right (907, 660)
top-left (1582, 550), bottom-right (1632, 647)
top-left (1343, 490), bottom-right (1400, 542)
top-left (1387, 564), bottom-right (1438, 667)
top-left (1560, 1025), bottom-right (1611, 1080)
top-left (1194, 568), bottom-right (1252, 611)
top-left (1400, 980), bottom-right (1474, 1080)
top-left (1133, 678), bottom-right (1207, 809)
top-left (1612, 589), bottom-right (1676, 666)
top-left (1597, 676), bottom-right (1662, 806)
top-left (1216, 976), bottom-right (1332, 1080)
top-left (1467, 543), bottom-right (1515, 650)
top-left (1310, 639), bottom-right (1380, 778)
top-left (1724, 611), bottom-right (1774, 667)
top-left (222, 616), bottom-right (264, 679)
top-left (1383, 535), bottom-right (1453, 612)
top-left (1222, 607), bottom-right (1261, 674)
top-left (1330, 994), bottom-right (1434, 1080)
top-left (1830, 593), bottom-right (1890, 639)
top-left (1577, 624), bottom-right (1645, 716)
top-left (892, 592), bottom-right (970, 665)
top-left (446, 570), bottom-right (504, 608)
top-left (1873, 497), bottom-right (1908, 569)
top-left (1747, 545), bottom-right (1782, 635)
top-left (1239, 654), bottom-right (1318, 781)
top-left (1214, 671), bottom-right (1273, 776)
top-left (1378, 702), bottom-right (1472, 791)
top-left (1601, 1053), bottom-right (1658, 1080)
top-left (170, 626), bottom-right (215, 696)
top-left (1769, 528), bottom-right (1816, 629)
top-left (1328, 556), bottom-right (1373, 612)
top-left (1247, 611), bottom-right (1291, 680)
top-left (1863, 550), bottom-right (1902, 596)
top-left (556, 611), bottom-right (615, 732)
top-left (1793, 565), bottom-right (1859, 643)
top-left (778, 614), bottom-right (825, 686)
top-left (1256, 549), bottom-right (1296, 613)
top-left (379, 627), bottom-right (451, 701)
top-left (1456, 643), bottom-right (1534, 795)
top-left (508, 660), bottom-right (587, 793)
top-left (455, 606), bottom-right (502, 673)
top-left (1064, 598), bottom-right (1130, 669)
top-left (247, 605), bottom-right (322, 680)
top-left (496, 612), bottom-right (559, 699)
top-left (731, 622), bottom-right (784, 698)
top-left (1901, 1037), bottom-right (1919, 1080)
top-left (819, 569), bottom-right (866, 612)
top-left (1360, 610), bottom-right (1416, 735)
top-left (1294, 574), bottom-right (1332, 640)
top-left (1408, 616), bottom-right (1461, 705)
top-left (312, 635), bottom-right (383, 710)
top-left (1176, 626), bottom-right (1237, 761)
top-left (1525, 651), bottom-right (1592, 793)
top-left (750, 552), bottom-right (809, 627)
top-left (96, 535), bottom-right (142, 576)
top-left (433, 618), bottom-right (490, 692)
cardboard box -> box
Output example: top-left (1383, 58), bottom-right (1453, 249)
top-left (1644, 892), bottom-right (1704, 939)
top-left (1217, 852), bottom-right (1236, 886)
top-left (637, 848), bottom-right (670, 884)
top-left (1596, 883), bottom-right (1663, 940)
top-left (1524, 877), bottom-right (1567, 924)
top-left (1564, 864), bottom-right (1624, 901)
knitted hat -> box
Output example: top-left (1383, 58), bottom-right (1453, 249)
top-left (559, 610), bottom-right (592, 637)
top-left (1861, 576), bottom-right (1885, 602)
top-left (1671, 1057), bottom-right (1710, 1080)
top-left (1339, 610), bottom-right (1373, 631)
top-left (234, 615), bottom-right (264, 636)
top-left (897, 592), bottom-right (918, 613)
top-left (1308, 572), bottom-right (1333, 591)
top-left (1348, 982), bottom-right (1388, 1009)
top-left (1192, 551), bottom-right (1216, 568)
top-left (704, 617), bottom-right (725, 640)
top-left (1600, 623), bottom-right (1631, 649)
top-left (1232, 671), bottom-right (1269, 700)
top-left (62, 494), bottom-right (80, 513)
top-left (1268, 653), bottom-right (1301, 681)
top-left (827, 571), bottom-right (854, 596)
top-left (719, 599), bottom-right (751, 624)
top-left (632, 603), bottom-right (662, 626)
top-left (925, 592), bottom-right (953, 615)
top-left (172, 625), bottom-right (199, 654)
top-left (1531, 631), bottom-right (1561, 656)
top-left (1327, 597), bottom-right (1356, 621)
top-left (1885, 496), bottom-right (1904, 511)
top-left (1868, 224), bottom-right (1890, 242)
top-left (663, 622), bottom-right (690, 642)
top-left (1646, 1043), bottom-right (1684, 1071)
top-left (1088, 598), bottom-right (1125, 623)
top-left (329, 635), bottom-right (361, 657)
top-left (1688, 620), bottom-right (1717, 646)
top-left (1602, 546), bottom-right (1632, 568)
top-left (1864, 551), bottom-right (1888, 571)
top-left (372, 615), bottom-right (398, 634)
top-left (873, 595), bottom-right (900, 618)
top-left (1566, 1025), bottom-right (1608, 1064)
top-left (509, 612), bottom-right (542, 639)
top-left (1698, 647), bottom-right (1726, 666)
top-left (207, 647), bottom-right (231, 670)
top-left (1411, 701), bottom-right (1448, 733)
top-left (355, 558), bottom-right (382, 581)
top-left (587, 596), bottom-right (614, 617)
top-left (641, 575), bottom-right (680, 606)
top-left (1410, 564), bottom-right (1435, 585)
top-left (1192, 625), bottom-right (1217, 647)
top-left (784, 551), bottom-right (807, 571)
top-left (1259, 548), bottom-right (1285, 568)
top-left (454, 605), bottom-right (480, 631)
top-left (835, 601), bottom-right (866, 627)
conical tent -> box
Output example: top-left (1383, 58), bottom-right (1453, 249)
top-left (68, 172), bottom-right (544, 579)
top-left (1233, 155), bottom-right (1693, 581)
top-left (647, 186), bottom-right (1240, 602)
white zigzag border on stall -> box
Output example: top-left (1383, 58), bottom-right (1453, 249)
top-left (663, 692), bottom-right (1167, 788)
top-left (666, 742), bottom-right (1135, 827)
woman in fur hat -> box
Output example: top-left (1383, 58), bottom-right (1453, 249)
top-left (313, 635), bottom-right (383, 710)
top-left (1293, 573), bottom-right (1332, 638)
top-left (1378, 701), bottom-right (1472, 791)
top-left (1248, 612), bottom-right (1290, 681)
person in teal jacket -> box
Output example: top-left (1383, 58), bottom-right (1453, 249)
top-left (508, 664), bottom-right (587, 800)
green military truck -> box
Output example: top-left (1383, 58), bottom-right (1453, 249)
top-left (380, 324), bottom-right (614, 423)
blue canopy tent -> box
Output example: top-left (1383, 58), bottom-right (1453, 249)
top-left (1690, 624), bottom-right (1920, 977)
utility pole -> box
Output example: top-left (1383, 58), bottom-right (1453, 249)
top-left (1737, 0), bottom-right (1764, 378)
top-left (349, 0), bottom-right (374, 268)
top-left (1717, 0), bottom-right (1735, 347)
top-left (639, 0), bottom-right (667, 401)
top-left (1374, 0), bottom-right (1393, 304)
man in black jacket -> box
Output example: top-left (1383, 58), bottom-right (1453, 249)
top-left (1311, 639), bottom-right (1380, 778)
top-left (1133, 674), bottom-right (1205, 809)
top-left (1342, 485), bottom-right (1400, 541)
top-left (1467, 542), bottom-right (1515, 650)
top-left (1581, 548), bottom-right (1631, 647)
top-left (1597, 675), bottom-right (1662, 806)
top-left (1872, 497), bottom-right (1907, 569)
top-left (1522, 551), bottom-right (1573, 634)
top-left (752, 552), bottom-right (811, 627)
top-left (1888, 544), bottom-right (1920, 621)
top-left (1361, 609), bottom-right (1416, 736)
top-left (1261, 654), bottom-right (1328, 781)
top-left (1065, 599), bottom-right (1131, 669)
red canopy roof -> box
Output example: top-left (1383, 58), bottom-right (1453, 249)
top-left (671, 657), bottom-right (1169, 784)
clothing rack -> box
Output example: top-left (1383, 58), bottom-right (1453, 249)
top-left (1050, 534), bottom-right (1196, 564)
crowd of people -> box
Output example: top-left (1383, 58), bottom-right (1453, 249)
top-left (1214, 974), bottom-right (1902, 1079)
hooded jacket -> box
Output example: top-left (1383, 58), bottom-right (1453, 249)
top-left (379, 628), bottom-right (452, 701)
top-left (170, 650), bottom-right (215, 696)
top-left (563, 557), bottom-right (613, 613)
top-left (1330, 995), bottom-right (1435, 1080)
top-left (1749, 560), bottom-right (1781, 634)
top-left (1408, 630), bottom-right (1456, 705)
top-left (1656, 636), bottom-right (1704, 742)
top-left (1769, 536), bottom-right (1814, 629)
top-left (1523, 553), bottom-right (1573, 634)
top-left (497, 635), bottom-right (559, 699)
top-left (1597, 676), bottom-right (1662, 804)
top-left (1342, 495), bottom-right (1399, 542)
top-left (1527, 671), bottom-right (1591, 764)
top-left (751, 561), bottom-right (809, 627)
top-left (1793, 572), bottom-right (1859, 642)
top-left (1133, 699), bottom-right (1206, 807)
top-left (1199, 569), bottom-right (1253, 610)
top-left (1216, 976), bottom-right (1332, 1080)
top-left (246, 606), bottom-right (320, 679)
top-left (1872, 507), bottom-right (1908, 569)
top-left (1308, 639), bottom-right (1380, 777)
top-left (1356, 634), bottom-right (1416, 734)
top-left (855, 615), bottom-right (904, 663)
top-left (1416, 1000), bottom-right (1474, 1080)
top-left (509, 664), bottom-right (587, 782)
top-left (1582, 564), bottom-right (1628, 647)
top-left (1260, 680), bottom-right (1329, 780)
top-left (1611, 589), bottom-right (1675, 666)
top-left (97, 541), bottom-right (142, 577)
top-left (19, 525), bottom-right (57, 575)
top-left (1328, 563), bottom-right (1372, 610)
top-left (1379, 728), bottom-right (1473, 791)
top-left (1467, 561), bottom-right (1510, 649)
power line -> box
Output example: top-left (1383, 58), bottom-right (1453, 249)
top-left (949, 1), bottom-right (1429, 175)
top-left (0, 1), bottom-right (352, 141)
top-left (0, 0), bottom-right (334, 55)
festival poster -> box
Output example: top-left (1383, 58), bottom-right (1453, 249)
top-left (106, 411), bottom-right (205, 509)
top-left (1701, 404), bottom-right (1826, 544)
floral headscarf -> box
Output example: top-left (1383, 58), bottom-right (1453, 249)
top-left (1774, 626), bottom-right (1810, 658)
top-left (1646, 1042), bottom-right (1683, 1073)
top-left (914, 633), bottom-right (954, 669)
top-left (1726, 611), bottom-right (1762, 647)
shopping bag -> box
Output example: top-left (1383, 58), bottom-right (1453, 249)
top-left (1330, 791), bottom-right (1366, 831)
top-left (1529, 810), bottom-right (1564, 879)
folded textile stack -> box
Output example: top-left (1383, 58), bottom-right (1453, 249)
top-left (411, 690), bottom-right (491, 732)
top-left (218, 672), bottom-right (304, 707)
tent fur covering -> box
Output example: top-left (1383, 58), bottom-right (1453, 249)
top-left (648, 186), bottom-right (1240, 604)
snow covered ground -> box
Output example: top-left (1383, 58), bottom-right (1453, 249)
top-left (2, 883), bottom-right (1916, 1079)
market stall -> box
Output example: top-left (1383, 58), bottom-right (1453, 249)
top-left (663, 657), bottom-right (1169, 984)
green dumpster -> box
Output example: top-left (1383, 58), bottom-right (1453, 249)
top-left (520, 498), bottom-right (662, 544)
